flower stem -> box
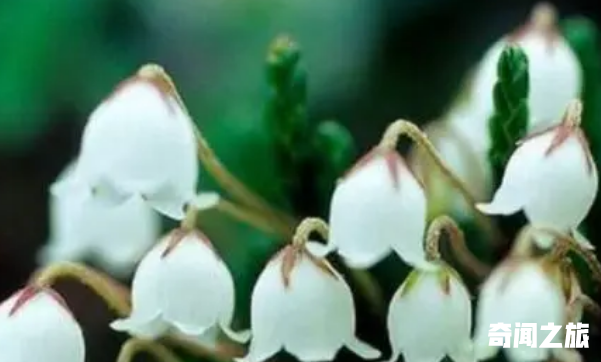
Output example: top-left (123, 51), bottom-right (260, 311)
top-left (424, 215), bottom-right (491, 279)
top-left (30, 262), bottom-right (235, 361)
top-left (137, 63), bottom-right (296, 234)
top-left (116, 339), bottom-right (182, 362)
top-left (291, 217), bottom-right (385, 313)
top-left (291, 217), bottom-right (329, 247)
top-left (214, 198), bottom-right (294, 237)
top-left (379, 119), bottom-right (499, 242)
top-left (31, 261), bottom-right (131, 317)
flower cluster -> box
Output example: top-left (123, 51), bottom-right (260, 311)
top-left (2, 4), bottom-right (601, 362)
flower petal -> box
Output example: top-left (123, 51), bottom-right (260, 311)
top-left (477, 131), bottom-right (551, 215)
top-left (243, 256), bottom-right (288, 362)
top-left (523, 133), bottom-right (598, 234)
top-left (329, 154), bottom-right (427, 268)
top-left (345, 338), bottom-right (381, 360)
top-left (0, 290), bottom-right (85, 362)
top-left (110, 315), bottom-right (170, 340)
top-left (159, 233), bottom-right (231, 336)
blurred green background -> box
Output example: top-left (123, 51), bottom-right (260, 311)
top-left (1, 0), bottom-right (600, 361)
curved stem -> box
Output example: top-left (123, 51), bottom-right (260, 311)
top-left (30, 262), bottom-right (236, 361)
top-left (116, 338), bottom-right (182, 362)
top-left (424, 215), bottom-right (491, 278)
top-left (137, 64), bottom-right (296, 233)
top-left (531, 227), bottom-right (601, 285)
top-left (379, 120), bottom-right (498, 239)
top-left (32, 261), bottom-right (131, 317)
top-left (292, 217), bottom-right (329, 247)
top-left (214, 198), bottom-right (293, 237)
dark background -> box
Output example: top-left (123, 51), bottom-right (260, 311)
top-left (1, 0), bottom-right (600, 361)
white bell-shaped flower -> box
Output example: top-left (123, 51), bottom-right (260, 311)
top-left (470, 3), bottom-right (581, 136)
top-left (311, 148), bottom-right (431, 269)
top-left (111, 229), bottom-right (248, 342)
top-left (56, 65), bottom-right (199, 220)
top-left (240, 244), bottom-right (381, 362)
top-left (0, 287), bottom-right (85, 362)
top-left (387, 266), bottom-right (474, 362)
top-left (477, 101), bottom-right (598, 249)
top-left (474, 260), bottom-right (565, 362)
top-left (40, 161), bottom-right (161, 277)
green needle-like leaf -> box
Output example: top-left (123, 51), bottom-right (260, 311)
top-left (264, 35), bottom-right (309, 213)
top-left (487, 45), bottom-right (530, 187)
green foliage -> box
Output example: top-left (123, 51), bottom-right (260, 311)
top-left (264, 35), bottom-right (356, 216)
top-left (562, 17), bottom-right (601, 246)
top-left (312, 120), bottom-right (356, 214)
top-left (487, 46), bottom-right (530, 188)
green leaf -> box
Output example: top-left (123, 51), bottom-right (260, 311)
top-left (312, 120), bottom-right (356, 214)
top-left (562, 17), bottom-right (601, 160)
top-left (487, 45), bottom-right (530, 187)
top-left (562, 17), bottom-right (601, 247)
top-left (264, 35), bottom-right (309, 213)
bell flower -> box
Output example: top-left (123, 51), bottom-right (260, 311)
top-left (239, 244), bottom-right (381, 362)
top-left (474, 260), bottom-right (565, 362)
top-left (470, 3), bottom-right (581, 136)
top-left (39, 161), bottom-right (161, 277)
top-left (310, 147), bottom-right (431, 269)
top-left (111, 229), bottom-right (248, 342)
top-left (387, 265), bottom-right (473, 362)
top-left (55, 65), bottom-right (199, 220)
top-left (0, 287), bottom-right (85, 362)
top-left (477, 101), bottom-right (598, 249)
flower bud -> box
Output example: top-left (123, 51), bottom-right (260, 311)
top-left (239, 244), bottom-right (381, 362)
top-left (474, 260), bottom-right (565, 362)
top-left (311, 148), bottom-right (431, 269)
top-left (387, 266), bottom-right (473, 362)
top-left (471, 3), bottom-right (582, 134)
top-left (0, 287), bottom-right (85, 362)
top-left (56, 70), bottom-right (199, 220)
top-left (40, 161), bottom-right (161, 277)
top-left (477, 101), bottom-right (597, 249)
top-left (111, 230), bottom-right (248, 342)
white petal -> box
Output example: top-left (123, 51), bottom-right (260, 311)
top-left (523, 133), bottom-right (598, 234)
top-left (284, 254), bottom-right (379, 361)
top-left (0, 289), bottom-right (85, 362)
top-left (388, 269), bottom-right (471, 362)
top-left (192, 192), bottom-right (221, 210)
top-left (77, 80), bottom-right (198, 213)
top-left (474, 261), bottom-right (564, 362)
top-left (110, 316), bottom-right (170, 340)
top-left (242, 255), bottom-right (287, 362)
top-left (329, 153), bottom-right (427, 268)
top-left (159, 233), bottom-right (233, 337)
top-left (111, 237), bottom-right (166, 336)
top-left (305, 241), bottom-right (336, 258)
top-left (477, 131), bottom-right (552, 215)
top-left (345, 338), bottom-right (382, 360)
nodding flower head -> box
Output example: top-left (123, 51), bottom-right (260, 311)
top-left (239, 242), bottom-right (381, 362)
top-left (477, 100), bottom-right (598, 249)
top-left (111, 229), bottom-right (248, 342)
top-left (471, 2), bottom-right (581, 133)
top-left (0, 287), bottom-right (85, 362)
top-left (311, 147), bottom-right (432, 269)
top-left (56, 64), bottom-right (199, 220)
top-left (473, 260), bottom-right (565, 362)
top-left (41, 160), bottom-right (161, 277)
top-left (387, 265), bottom-right (474, 362)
